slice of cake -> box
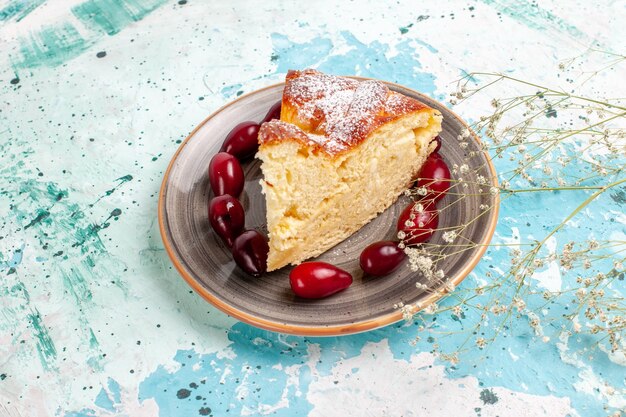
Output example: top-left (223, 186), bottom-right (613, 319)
top-left (257, 69), bottom-right (443, 271)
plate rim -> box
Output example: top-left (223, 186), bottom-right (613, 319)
top-left (158, 78), bottom-right (500, 336)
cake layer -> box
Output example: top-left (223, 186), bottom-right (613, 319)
top-left (257, 70), bottom-right (443, 271)
top-left (258, 116), bottom-right (442, 271)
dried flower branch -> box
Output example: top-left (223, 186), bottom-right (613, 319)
top-left (396, 51), bottom-right (626, 375)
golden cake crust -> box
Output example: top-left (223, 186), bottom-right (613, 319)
top-left (258, 69), bottom-right (434, 156)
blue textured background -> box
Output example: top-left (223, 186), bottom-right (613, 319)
top-left (1, 1), bottom-right (624, 416)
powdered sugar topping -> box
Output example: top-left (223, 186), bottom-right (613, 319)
top-left (286, 71), bottom-right (391, 149)
top-left (260, 69), bottom-right (425, 155)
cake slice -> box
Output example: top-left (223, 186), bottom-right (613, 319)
top-left (257, 69), bottom-right (443, 271)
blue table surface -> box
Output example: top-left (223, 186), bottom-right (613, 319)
top-left (1, 1), bottom-right (624, 416)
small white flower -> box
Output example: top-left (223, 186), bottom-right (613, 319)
top-left (476, 337), bottom-right (487, 349)
top-left (401, 305), bottom-right (415, 321)
top-left (512, 297), bottom-right (526, 311)
top-left (442, 231), bottom-right (457, 243)
top-left (416, 186), bottom-right (428, 196)
top-left (423, 303), bottom-right (438, 315)
top-left (409, 255), bottom-right (434, 276)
